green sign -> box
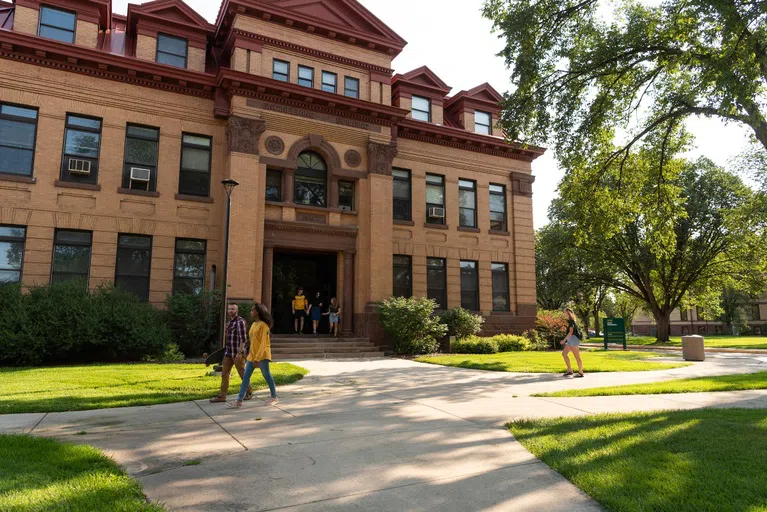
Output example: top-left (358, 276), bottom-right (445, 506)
top-left (603, 317), bottom-right (627, 350)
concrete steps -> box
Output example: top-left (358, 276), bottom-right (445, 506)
top-left (271, 336), bottom-right (386, 359)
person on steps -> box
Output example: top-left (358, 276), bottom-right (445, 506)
top-left (309, 291), bottom-right (323, 335)
top-left (227, 303), bottom-right (279, 408)
top-left (292, 287), bottom-right (307, 334)
top-left (210, 303), bottom-right (252, 403)
top-left (561, 308), bottom-right (585, 378)
top-left (324, 297), bottom-right (341, 338)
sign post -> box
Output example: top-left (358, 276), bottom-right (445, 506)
top-left (603, 318), bottom-right (627, 350)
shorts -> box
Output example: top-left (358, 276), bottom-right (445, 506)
top-left (565, 335), bottom-right (581, 347)
top-left (311, 307), bottom-right (322, 321)
top-left (329, 313), bottom-right (339, 324)
top-left (293, 310), bottom-right (306, 319)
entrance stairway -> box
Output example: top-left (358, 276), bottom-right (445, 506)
top-left (271, 336), bottom-right (386, 360)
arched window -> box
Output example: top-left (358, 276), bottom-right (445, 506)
top-left (294, 151), bottom-right (327, 207)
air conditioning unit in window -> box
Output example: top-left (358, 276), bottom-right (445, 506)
top-left (428, 207), bottom-right (446, 219)
top-left (130, 167), bottom-right (151, 183)
top-left (340, 205), bottom-right (352, 212)
top-left (68, 158), bottom-right (92, 175)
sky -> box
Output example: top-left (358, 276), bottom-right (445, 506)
top-left (111, 0), bottom-right (754, 229)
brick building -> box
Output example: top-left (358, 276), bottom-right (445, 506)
top-left (632, 299), bottom-right (767, 337)
top-left (0, 0), bottom-right (544, 343)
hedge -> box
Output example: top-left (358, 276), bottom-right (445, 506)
top-left (451, 334), bottom-right (534, 354)
top-left (0, 282), bottom-right (173, 366)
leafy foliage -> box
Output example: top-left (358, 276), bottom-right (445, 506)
top-left (439, 307), bottom-right (485, 340)
top-left (0, 282), bottom-right (172, 366)
top-left (377, 297), bottom-right (448, 355)
top-left (536, 309), bottom-right (570, 349)
top-left (164, 290), bottom-right (222, 357)
top-left (483, 0), bottom-right (767, 175)
top-left (553, 155), bottom-right (767, 341)
top-left (452, 334), bottom-right (532, 354)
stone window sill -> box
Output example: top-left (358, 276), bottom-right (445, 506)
top-left (458, 226), bottom-right (481, 233)
top-left (175, 193), bottom-right (214, 204)
top-left (489, 230), bottom-right (510, 236)
top-left (118, 188), bottom-right (160, 198)
top-left (266, 200), bottom-right (358, 215)
top-left (424, 223), bottom-right (449, 230)
top-left (0, 173), bottom-right (35, 184)
top-left (394, 219), bottom-right (415, 226)
top-left (55, 180), bottom-right (101, 191)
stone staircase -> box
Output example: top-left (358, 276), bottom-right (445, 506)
top-left (271, 336), bottom-right (386, 360)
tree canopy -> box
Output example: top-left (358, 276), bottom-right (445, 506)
top-left (483, 0), bottom-right (767, 170)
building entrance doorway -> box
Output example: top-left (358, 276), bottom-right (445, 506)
top-left (271, 250), bottom-right (337, 334)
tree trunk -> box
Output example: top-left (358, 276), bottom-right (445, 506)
top-left (593, 312), bottom-right (601, 337)
top-left (654, 311), bottom-right (672, 342)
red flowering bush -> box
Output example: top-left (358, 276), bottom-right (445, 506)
top-left (536, 309), bottom-right (569, 349)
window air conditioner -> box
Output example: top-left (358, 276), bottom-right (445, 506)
top-left (68, 158), bottom-right (92, 175)
top-left (428, 207), bottom-right (446, 219)
top-left (340, 205), bottom-right (352, 212)
top-left (130, 167), bottom-right (152, 183)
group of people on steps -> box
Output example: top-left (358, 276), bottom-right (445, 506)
top-left (209, 296), bottom-right (585, 410)
top-left (291, 287), bottom-right (341, 337)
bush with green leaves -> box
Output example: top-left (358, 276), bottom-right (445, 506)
top-left (439, 307), bottom-right (485, 340)
top-left (451, 334), bottom-right (532, 354)
top-left (377, 297), bottom-right (448, 355)
top-left (523, 329), bottom-right (550, 351)
top-left (164, 290), bottom-right (222, 357)
top-left (0, 281), bottom-right (172, 366)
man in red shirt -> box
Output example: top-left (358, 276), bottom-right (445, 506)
top-left (210, 303), bottom-right (253, 403)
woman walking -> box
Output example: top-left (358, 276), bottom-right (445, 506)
top-left (325, 297), bottom-right (341, 338)
top-left (561, 308), bottom-right (585, 377)
top-left (309, 291), bottom-right (323, 335)
top-left (228, 303), bottom-right (279, 408)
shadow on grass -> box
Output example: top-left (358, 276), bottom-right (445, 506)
top-left (508, 409), bottom-right (767, 512)
top-left (0, 370), bottom-right (308, 414)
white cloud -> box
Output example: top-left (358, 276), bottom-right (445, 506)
top-left (112, 0), bottom-right (753, 228)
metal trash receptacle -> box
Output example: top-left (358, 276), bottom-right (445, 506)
top-left (681, 335), bottom-right (705, 361)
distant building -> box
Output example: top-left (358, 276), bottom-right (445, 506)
top-left (632, 296), bottom-right (767, 336)
top-left (0, 0), bottom-right (544, 345)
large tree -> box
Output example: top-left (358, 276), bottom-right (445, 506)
top-left (483, 0), bottom-right (767, 169)
top-left (554, 153), bottom-right (767, 341)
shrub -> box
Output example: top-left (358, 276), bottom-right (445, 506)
top-left (0, 281), bottom-right (172, 366)
top-left (451, 337), bottom-right (499, 354)
top-left (494, 334), bottom-right (532, 352)
top-left (165, 290), bottom-right (222, 357)
top-left (377, 297), bottom-right (448, 355)
top-left (439, 307), bottom-right (485, 340)
top-left (523, 329), bottom-right (550, 351)
top-left (452, 334), bottom-right (532, 354)
top-left (536, 309), bottom-right (569, 349)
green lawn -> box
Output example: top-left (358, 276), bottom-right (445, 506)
top-left (508, 409), bottom-right (767, 512)
top-left (616, 335), bottom-right (767, 350)
top-left (535, 370), bottom-right (767, 397)
top-left (0, 363), bottom-right (308, 414)
top-left (0, 434), bottom-right (165, 511)
top-left (415, 350), bottom-right (689, 373)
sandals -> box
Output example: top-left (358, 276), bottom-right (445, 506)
top-left (575, 372), bottom-right (585, 378)
top-left (209, 396), bottom-right (226, 403)
top-left (562, 371), bottom-right (573, 377)
top-left (244, 392), bottom-right (253, 401)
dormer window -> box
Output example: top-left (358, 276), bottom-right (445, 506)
top-left (475, 111), bottom-right (492, 135)
top-left (412, 95), bottom-right (431, 122)
top-left (39, 6), bottom-right (76, 44)
top-left (156, 34), bottom-right (188, 68)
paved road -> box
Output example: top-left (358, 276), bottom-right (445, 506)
top-left (2, 353), bottom-right (766, 511)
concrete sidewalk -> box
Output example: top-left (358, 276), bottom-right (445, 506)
top-left (1, 352), bottom-right (765, 511)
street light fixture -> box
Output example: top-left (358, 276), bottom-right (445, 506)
top-left (219, 179), bottom-right (239, 348)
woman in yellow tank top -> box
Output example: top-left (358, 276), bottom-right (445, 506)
top-left (227, 303), bottom-right (278, 408)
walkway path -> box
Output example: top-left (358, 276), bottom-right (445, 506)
top-left (2, 352), bottom-right (766, 511)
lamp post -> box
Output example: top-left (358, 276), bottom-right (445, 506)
top-left (219, 179), bottom-right (239, 348)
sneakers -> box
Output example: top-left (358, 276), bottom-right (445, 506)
top-left (264, 397), bottom-right (280, 406)
top-left (226, 400), bottom-right (243, 409)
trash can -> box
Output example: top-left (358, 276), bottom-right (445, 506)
top-left (681, 335), bottom-right (705, 361)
